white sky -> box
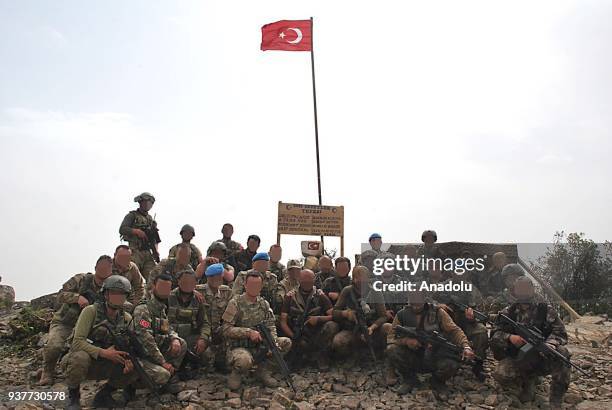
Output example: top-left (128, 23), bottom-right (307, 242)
top-left (1, 0), bottom-right (611, 300)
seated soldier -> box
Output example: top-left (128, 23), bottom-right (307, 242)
top-left (41, 255), bottom-right (113, 385)
top-left (280, 269), bottom-right (339, 369)
top-left (148, 243), bottom-right (195, 292)
top-left (167, 269), bottom-right (211, 378)
top-left (275, 259), bottom-right (301, 311)
top-left (322, 256), bottom-right (352, 306)
top-left (133, 273), bottom-right (187, 392)
top-left (62, 276), bottom-right (142, 409)
top-left (314, 255), bottom-right (335, 289)
top-left (222, 272), bottom-right (292, 390)
top-left (232, 252), bottom-right (280, 312)
top-left (268, 244), bottom-right (286, 281)
top-left (385, 290), bottom-right (475, 394)
top-left (490, 277), bottom-right (571, 409)
top-left (331, 266), bottom-right (392, 359)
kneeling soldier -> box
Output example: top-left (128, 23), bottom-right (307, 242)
top-left (133, 273), bottom-right (187, 390)
top-left (490, 277), bottom-right (571, 409)
top-left (222, 271), bottom-right (292, 390)
top-left (62, 275), bottom-right (137, 409)
top-left (167, 269), bottom-right (211, 376)
top-left (386, 290), bottom-right (475, 393)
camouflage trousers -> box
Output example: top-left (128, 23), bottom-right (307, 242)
top-left (292, 321), bottom-right (340, 354)
top-left (42, 322), bottom-right (72, 372)
top-left (331, 323), bottom-right (392, 358)
top-left (227, 337), bottom-right (292, 373)
top-left (493, 346), bottom-right (571, 393)
top-left (131, 248), bottom-right (156, 282)
top-left (385, 344), bottom-right (460, 381)
top-left (163, 337), bottom-right (188, 369)
top-left (61, 350), bottom-right (139, 389)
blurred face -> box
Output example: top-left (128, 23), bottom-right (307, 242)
top-left (269, 246), bottom-right (282, 263)
top-left (409, 291), bottom-right (426, 312)
top-left (181, 231), bottom-right (194, 242)
top-left (287, 267), bottom-right (300, 281)
top-left (353, 269), bottom-right (369, 290)
top-left (299, 269), bottom-right (315, 290)
top-left (177, 247), bottom-right (191, 265)
top-left (139, 200), bottom-right (153, 212)
top-left (247, 238), bottom-right (259, 252)
top-left (154, 279), bottom-right (172, 299)
top-left (336, 261), bottom-right (350, 277)
top-left (318, 256), bottom-right (332, 273)
top-left (207, 274), bottom-right (224, 289)
top-left (423, 233), bottom-right (435, 245)
top-left (370, 238), bottom-right (382, 250)
top-left (106, 290), bottom-right (127, 308)
top-left (252, 259), bottom-right (269, 273)
top-left (222, 225), bottom-right (233, 238)
top-left (114, 248), bottom-right (132, 269)
top-left (493, 253), bottom-right (507, 269)
top-left (95, 260), bottom-right (113, 281)
top-left (244, 275), bottom-right (263, 297)
top-left (178, 274), bottom-right (196, 293)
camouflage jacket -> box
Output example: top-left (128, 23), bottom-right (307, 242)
top-left (332, 284), bottom-right (387, 330)
top-left (168, 243), bottom-right (203, 271)
top-left (133, 296), bottom-right (179, 365)
top-left (221, 294), bottom-right (278, 348)
top-left (269, 261), bottom-right (286, 282)
top-left (275, 277), bottom-right (299, 311)
top-left (314, 269), bottom-right (335, 289)
top-left (167, 287), bottom-right (211, 341)
top-left (111, 260), bottom-right (146, 305)
top-left (147, 258), bottom-right (193, 292)
top-left (119, 209), bottom-right (159, 250)
top-left (232, 269), bottom-right (280, 311)
top-left (53, 272), bottom-right (103, 326)
top-left (197, 283), bottom-right (233, 339)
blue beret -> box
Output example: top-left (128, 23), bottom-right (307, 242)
top-left (252, 252), bottom-right (270, 262)
top-left (205, 263), bottom-right (224, 277)
top-left (369, 233), bottom-right (382, 241)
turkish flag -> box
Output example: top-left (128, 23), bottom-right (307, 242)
top-left (261, 20), bottom-right (312, 52)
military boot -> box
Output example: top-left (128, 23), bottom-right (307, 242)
top-left (519, 377), bottom-right (537, 403)
top-left (38, 366), bottom-right (55, 385)
top-left (228, 370), bottom-right (243, 390)
top-left (256, 365), bottom-right (279, 388)
top-left (66, 387), bottom-right (81, 410)
top-left (385, 367), bottom-right (398, 386)
top-left (92, 383), bottom-right (121, 408)
top-left (549, 382), bottom-right (567, 410)
top-left (472, 360), bottom-right (486, 382)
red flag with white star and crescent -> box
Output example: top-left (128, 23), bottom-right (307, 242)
top-left (261, 20), bottom-right (312, 51)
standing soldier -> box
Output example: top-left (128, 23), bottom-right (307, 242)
top-left (167, 269), bottom-right (211, 376)
top-left (235, 234), bottom-right (261, 272)
top-left (112, 245), bottom-right (146, 309)
top-left (279, 269), bottom-right (338, 368)
top-left (40, 255), bottom-right (113, 386)
top-left (331, 266), bottom-right (392, 359)
top-left (322, 257), bottom-right (352, 306)
top-left (232, 252), bottom-right (280, 312)
top-left (132, 274), bottom-right (187, 391)
top-left (385, 290), bottom-right (475, 393)
top-left (217, 223), bottom-right (243, 258)
top-left (119, 192), bottom-right (160, 281)
top-left (148, 243), bottom-right (195, 292)
top-left (168, 224), bottom-right (203, 271)
top-left (314, 255), bottom-right (335, 289)
top-left (268, 244), bottom-right (286, 281)
top-left (490, 277), bottom-right (571, 409)
top-left (197, 263), bottom-right (233, 371)
top-left (62, 276), bottom-right (140, 409)
top-left (222, 272), bottom-right (292, 390)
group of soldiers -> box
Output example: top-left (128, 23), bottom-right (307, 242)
top-left (40, 193), bottom-right (578, 409)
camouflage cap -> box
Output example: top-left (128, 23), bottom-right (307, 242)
top-left (287, 259), bottom-right (302, 270)
top-left (207, 241), bottom-right (227, 255)
top-left (101, 275), bottom-right (132, 294)
top-left (180, 224), bottom-right (195, 235)
top-left (501, 263), bottom-right (525, 280)
top-left (134, 192), bottom-right (155, 203)
top-left (176, 268), bottom-right (196, 280)
top-left (513, 276), bottom-right (535, 303)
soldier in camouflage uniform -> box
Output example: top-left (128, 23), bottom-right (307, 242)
top-left (196, 263), bottom-right (233, 371)
top-left (62, 276), bottom-right (139, 409)
top-left (167, 269), bottom-right (211, 376)
top-left (280, 269), bottom-right (338, 368)
top-left (232, 252), bottom-right (280, 312)
top-left (222, 271), bottom-right (292, 390)
top-left (112, 244), bottom-right (146, 309)
top-left (331, 266), bottom-right (392, 358)
top-left (314, 255), bottom-right (335, 289)
top-left (385, 290), bottom-right (475, 393)
top-left (132, 273), bottom-right (187, 390)
top-left (322, 257), bottom-right (352, 306)
top-left (235, 234), bottom-right (261, 272)
top-left (168, 224), bottom-right (203, 271)
top-left (268, 244), bottom-right (286, 281)
top-left (478, 251), bottom-right (507, 298)
top-left (490, 277), bottom-right (571, 408)
top-left (373, 252), bottom-right (405, 320)
top-left (201, 240), bottom-right (237, 279)
top-left (217, 223), bottom-right (243, 258)
top-left (119, 192), bottom-right (160, 281)
top-left (40, 255), bottom-right (113, 386)
top-left (148, 243), bottom-right (196, 292)
top-left (485, 263), bottom-right (526, 314)
top-left (275, 259), bottom-right (300, 309)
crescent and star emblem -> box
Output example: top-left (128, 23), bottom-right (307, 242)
top-left (278, 28), bottom-right (303, 44)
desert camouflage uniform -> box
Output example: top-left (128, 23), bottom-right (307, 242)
top-left (168, 243), bottom-right (203, 271)
top-left (119, 209), bottom-right (159, 281)
top-left (232, 269), bottom-right (280, 312)
top-left (167, 287), bottom-right (211, 363)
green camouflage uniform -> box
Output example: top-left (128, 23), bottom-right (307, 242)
top-left (196, 283), bottom-right (233, 365)
top-left (111, 260), bottom-right (146, 307)
top-left (168, 243), bottom-right (203, 271)
top-left (167, 287), bottom-right (211, 363)
top-left (269, 261), bottom-right (286, 282)
top-left (119, 209), bottom-right (159, 281)
top-left (232, 269), bottom-right (280, 312)
top-left (147, 258), bottom-right (193, 293)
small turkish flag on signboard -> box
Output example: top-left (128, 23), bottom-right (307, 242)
top-left (261, 20), bottom-right (312, 51)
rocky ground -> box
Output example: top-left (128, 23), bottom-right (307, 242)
top-left (0, 298), bottom-right (611, 410)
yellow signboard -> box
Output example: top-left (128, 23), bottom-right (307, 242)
top-left (277, 202), bottom-right (344, 237)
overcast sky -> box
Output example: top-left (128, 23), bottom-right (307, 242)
top-left (1, 1), bottom-right (611, 300)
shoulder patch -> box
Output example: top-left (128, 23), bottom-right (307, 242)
top-left (139, 319), bottom-right (151, 328)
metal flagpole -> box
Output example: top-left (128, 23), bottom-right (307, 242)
top-left (310, 16), bottom-right (325, 250)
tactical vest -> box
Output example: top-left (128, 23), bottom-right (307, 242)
top-left (124, 210), bottom-right (154, 249)
top-left (229, 294), bottom-right (270, 349)
top-left (396, 303), bottom-right (442, 334)
top-left (88, 302), bottom-right (129, 348)
top-left (167, 291), bottom-right (200, 339)
top-left (140, 298), bottom-right (172, 348)
top-left (54, 273), bottom-right (98, 327)
top-left (288, 289), bottom-right (326, 330)
top-left (243, 270), bottom-right (276, 308)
